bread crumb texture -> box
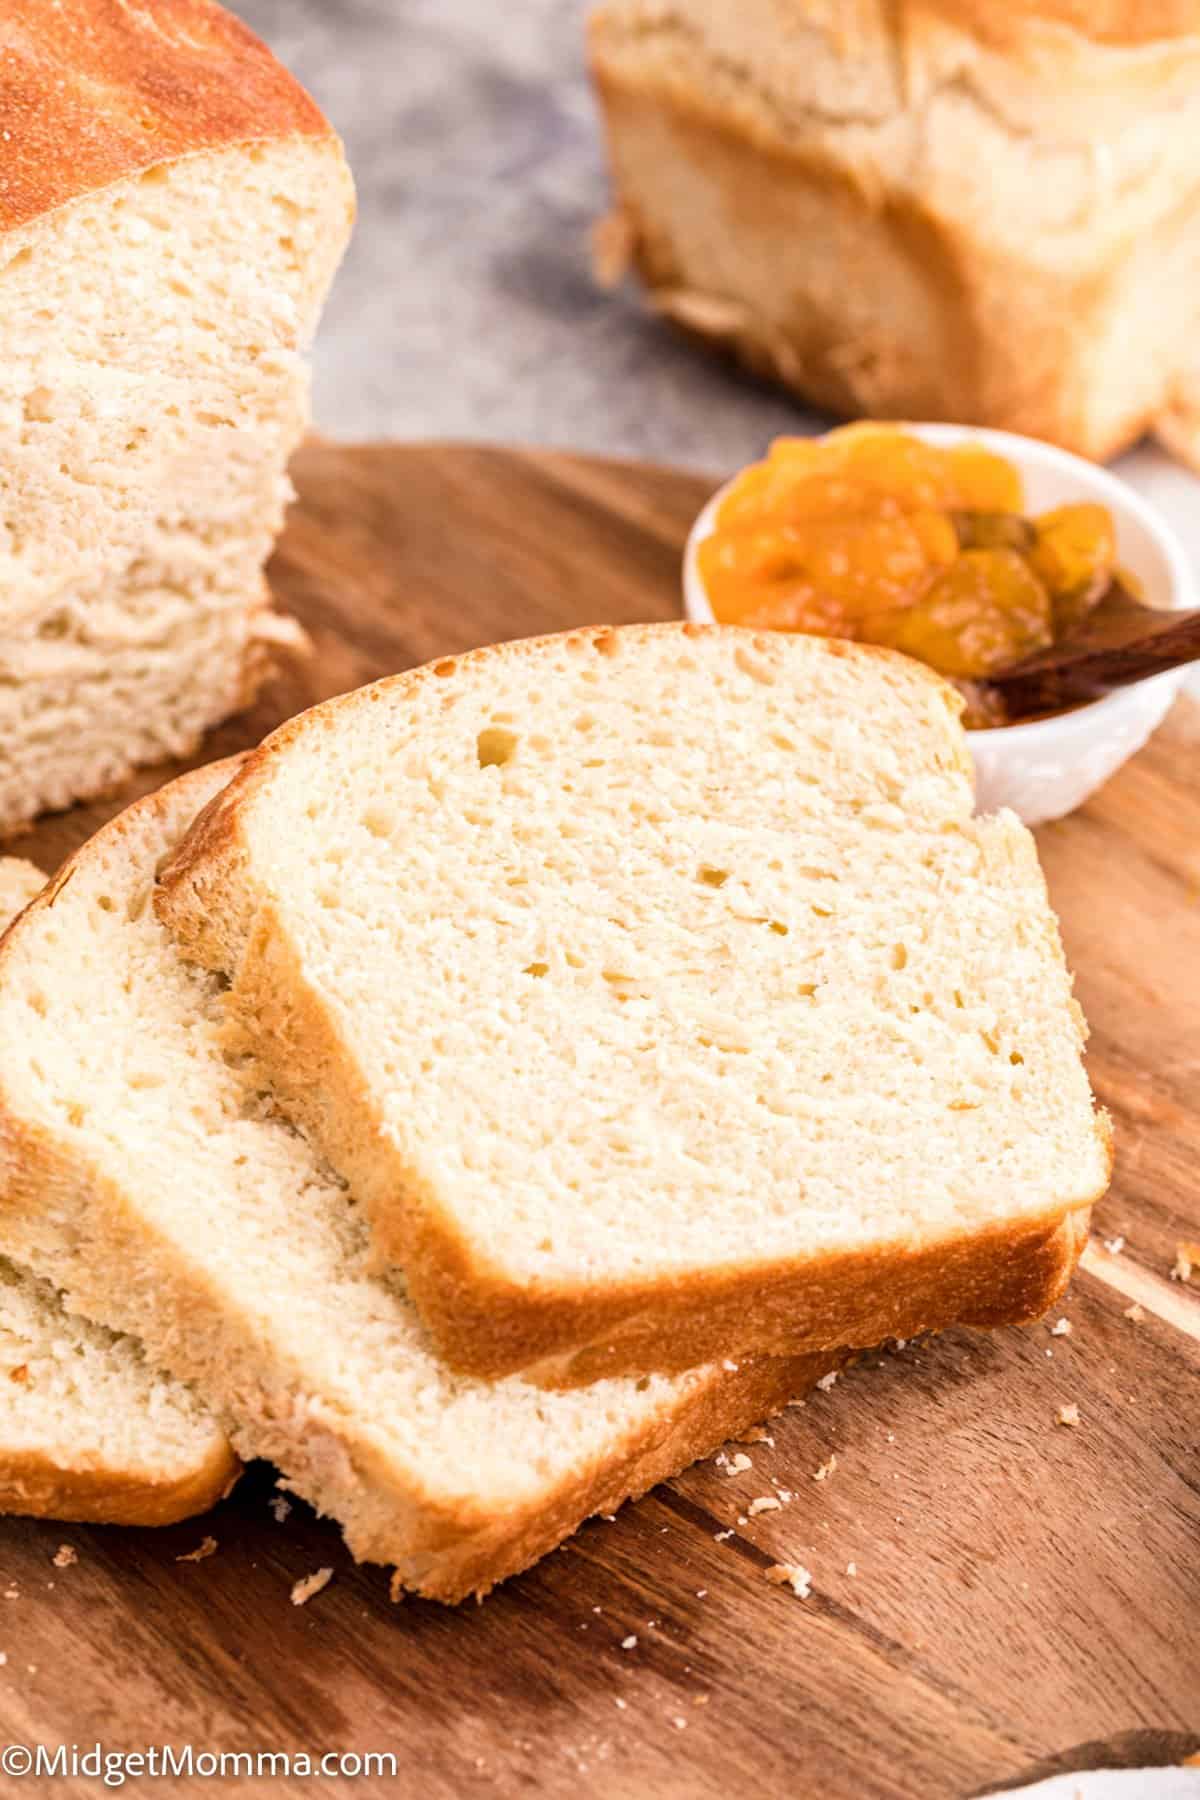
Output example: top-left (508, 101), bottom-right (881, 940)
top-left (291, 1568), bottom-right (333, 1607)
top-left (1171, 1242), bottom-right (1198, 1281)
top-left (0, 85), bottom-right (353, 832)
top-left (176, 1536), bottom-right (218, 1564)
top-left (766, 1563), bottom-right (812, 1599)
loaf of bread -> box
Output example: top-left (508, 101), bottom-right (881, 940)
top-left (156, 624), bottom-right (1109, 1385)
top-left (0, 858), bottom-right (238, 1526)
top-left (0, 765), bottom-right (835, 1602)
top-left (589, 1), bottom-right (1200, 460)
top-left (0, 0), bottom-right (354, 834)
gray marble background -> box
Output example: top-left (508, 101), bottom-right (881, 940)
top-left (234, 0), bottom-right (1200, 674)
top-left (233, 0), bottom-right (812, 468)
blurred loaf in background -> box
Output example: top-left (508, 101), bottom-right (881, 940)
top-left (589, 1), bottom-right (1200, 462)
top-left (0, 0), bottom-right (353, 836)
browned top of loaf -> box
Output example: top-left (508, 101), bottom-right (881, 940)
top-left (915, 0), bottom-right (1200, 47)
top-left (0, 0), bottom-right (334, 234)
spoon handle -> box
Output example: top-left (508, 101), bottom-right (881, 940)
top-left (990, 597), bottom-right (1200, 716)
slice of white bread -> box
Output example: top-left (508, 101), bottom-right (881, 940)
top-left (155, 623), bottom-right (1110, 1385)
top-left (0, 1), bottom-right (354, 832)
top-left (0, 769), bottom-right (834, 1601)
top-left (0, 858), bottom-right (238, 1526)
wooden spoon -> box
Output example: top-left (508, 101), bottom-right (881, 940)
top-left (987, 583), bottom-right (1200, 719)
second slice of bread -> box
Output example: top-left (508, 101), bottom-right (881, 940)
top-left (155, 624), bottom-right (1110, 1384)
top-left (0, 768), bottom-right (834, 1601)
top-left (0, 858), bottom-right (238, 1527)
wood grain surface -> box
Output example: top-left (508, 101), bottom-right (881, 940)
top-left (6, 445), bottom-right (1199, 1800)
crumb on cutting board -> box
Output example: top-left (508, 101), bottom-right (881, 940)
top-left (766, 1563), bottom-right (812, 1599)
top-left (1050, 1318), bottom-right (1072, 1337)
top-left (175, 1536), bottom-right (217, 1564)
top-left (1124, 1302), bottom-right (1146, 1322)
top-left (1056, 1403), bottom-right (1080, 1429)
top-left (291, 1567), bottom-right (333, 1607)
top-left (1171, 1241), bottom-right (1199, 1282)
top-left (813, 1454), bottom-right (838, 1482)
top-left (51, 1545), bottom-right (77, 1569)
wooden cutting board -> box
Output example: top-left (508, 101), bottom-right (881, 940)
top-left (8, 445), bottom-right (1200, 1800)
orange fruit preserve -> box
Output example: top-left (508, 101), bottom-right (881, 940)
top-left (697, 426), bottom-right (1120, 715)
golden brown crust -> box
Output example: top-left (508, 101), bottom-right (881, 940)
top-left (0, 1436), bottom-right (239, 1528)
top-left (913, 0), bottom-right (1200, 49)
top-left (0, 0), bottom-right (336, 235)
top-left (394, 1201), bottom-right (1099, 1388)
top-left (415, 1347), bottom-right (839, 1603)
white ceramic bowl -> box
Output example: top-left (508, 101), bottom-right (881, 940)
top-left (683, 424), bottom-right (1194, 825)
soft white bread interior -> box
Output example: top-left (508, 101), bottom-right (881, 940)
top-left (0, 134), bottom-right (348, 635)
top-left (0, 1), bottom-right (353, 832)
top-left (0, 857), bottom-right (238, 1527)
top-left (155, 624), bottom-right (1109, 1385)
top-left (589, 0), bottom-right (1200, 460)
top-left (0, 576), bottom-right (285, 829)
top-left (0, 768), bottom-right (834, 1602)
